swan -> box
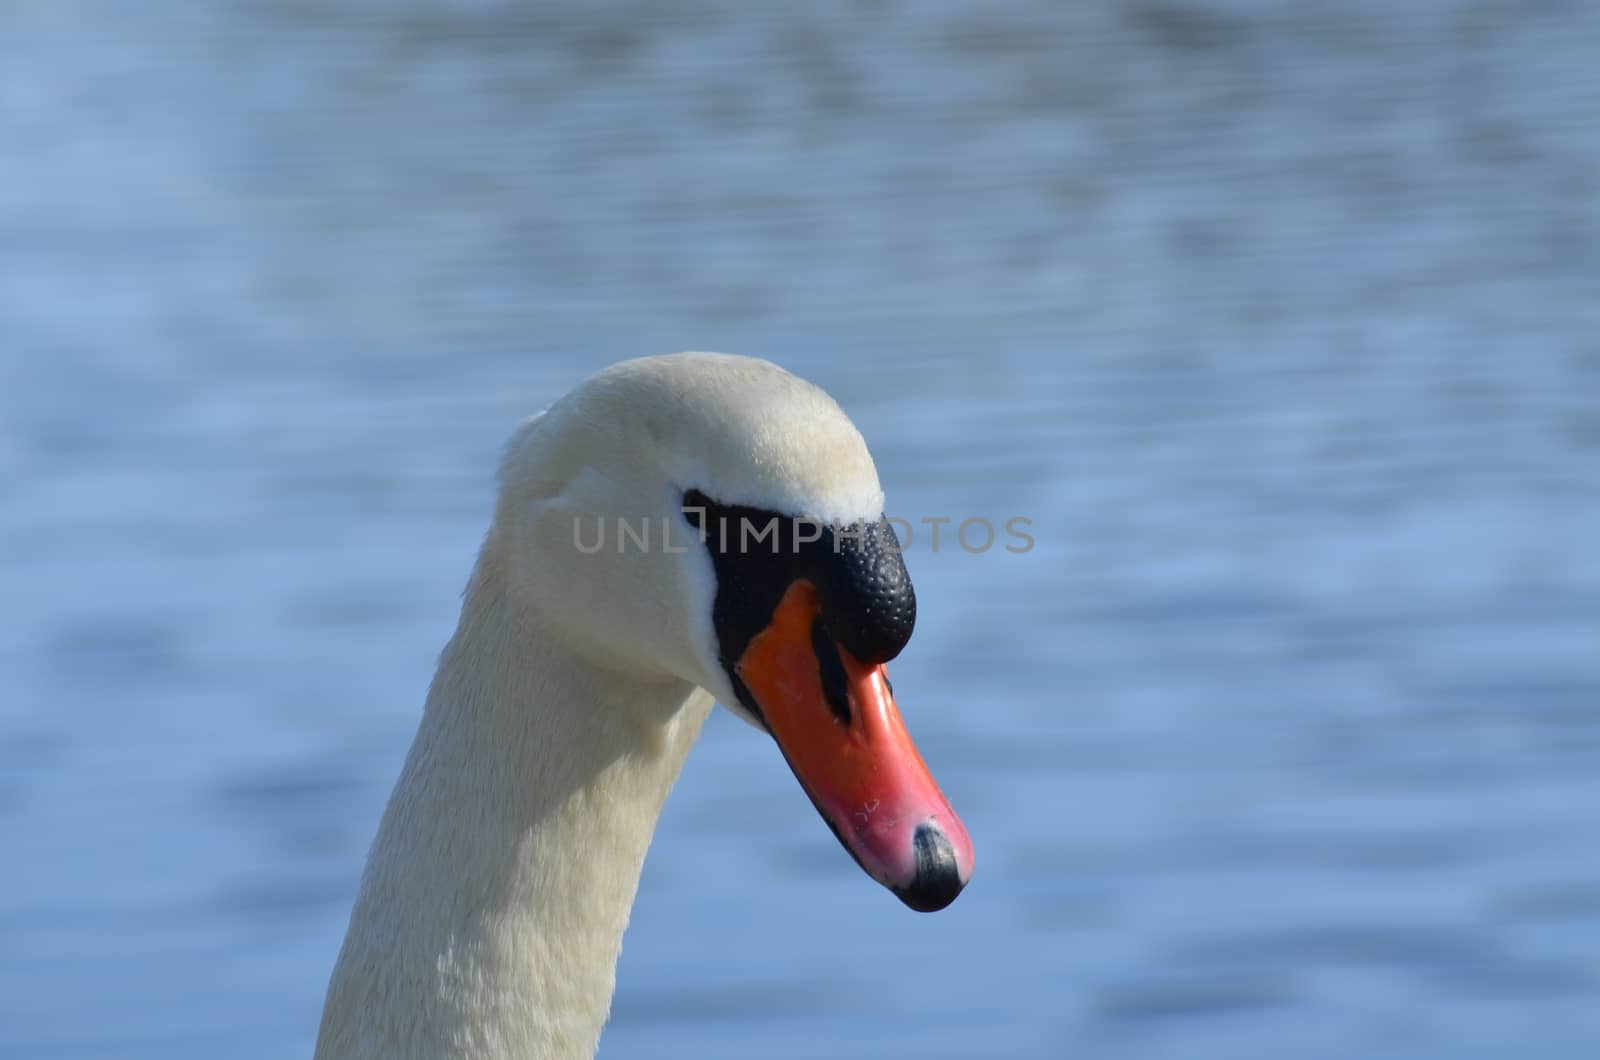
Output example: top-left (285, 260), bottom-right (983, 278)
top-left (313, 352), bottom-right (973, 1060)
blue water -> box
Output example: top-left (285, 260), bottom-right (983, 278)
top-left (4, 3), bottom-right (1600, 1057)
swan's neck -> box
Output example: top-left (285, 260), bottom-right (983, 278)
top-left (315, 543), bottom-right (713, 1060)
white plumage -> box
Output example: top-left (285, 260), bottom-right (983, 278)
top-left (314, 353), bottom-right (889, 1060)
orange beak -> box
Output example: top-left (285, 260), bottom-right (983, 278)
top-left (735, 580), bottom-right (972, 911)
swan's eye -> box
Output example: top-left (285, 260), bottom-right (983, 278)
top-left (681, 491), bottom-right (709, 533)
top-left (679, 487), bottom-right (916, 688)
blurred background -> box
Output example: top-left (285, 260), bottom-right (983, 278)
top-left (4, 1), bottom-right (1600, 1057)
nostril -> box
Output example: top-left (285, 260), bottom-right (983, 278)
top-left (893, 822), bottom-right (965, 913)
top-left (809, 616), bottom-right (852, 726)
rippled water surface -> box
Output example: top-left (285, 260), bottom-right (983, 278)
top-left (4, 2), bottom-right (1600, 1057)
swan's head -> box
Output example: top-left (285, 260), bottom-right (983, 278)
top-left (493, 352), bottom-right (972, 912)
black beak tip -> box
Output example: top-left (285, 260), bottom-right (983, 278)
top-left (892, 822), bottom-right (966, 913)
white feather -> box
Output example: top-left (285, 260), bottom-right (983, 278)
top-left (314, 353), bottom-right (885, 1059)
